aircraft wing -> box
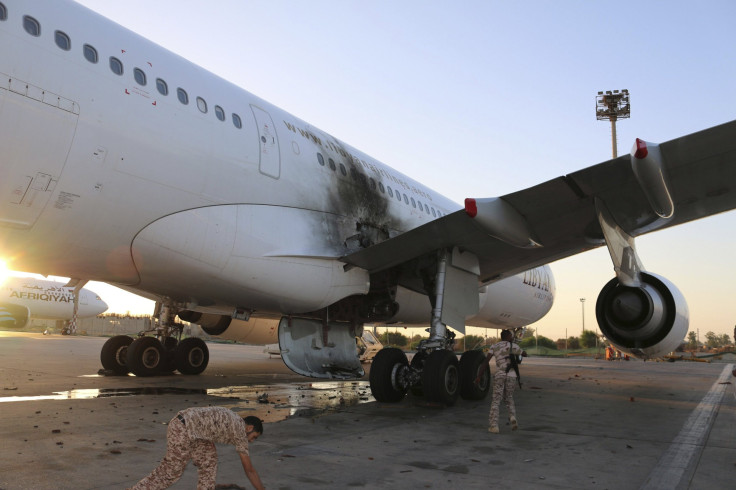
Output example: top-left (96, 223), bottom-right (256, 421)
top-left (342, 120), bottom-right (736, 283)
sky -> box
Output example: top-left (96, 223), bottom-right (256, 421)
top-left (18, 0), bottom-right (735, 342)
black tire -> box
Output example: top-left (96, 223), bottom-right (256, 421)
top-left (369, 348), bottom-right (409, 402)
top-left (175, 337), bottom-right (209, 375)
top-left (409, 351), bottom-right (427, 397)
top-left (422, 349), bottom-right (460, 406)
top-left (161, 337), bottom-right (179, 374)
top-left (459, 350), bottom-right (490, 400)
top-left (163, 337), bottom-right (178, 350)
top-left (100, 335), bottom-right (134, 374)
top-left (126, 337), bottom-right (165, 376)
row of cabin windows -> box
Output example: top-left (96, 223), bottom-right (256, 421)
top-left (3, 5), bottom-right (243, 130)
top-left (0, 3), bottom-right (440, 216)
top-left (316, 153), bottom-right (444, 218)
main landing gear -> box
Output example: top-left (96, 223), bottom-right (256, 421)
top-left (369, 333), bottom-right (491, 406)
top-left (99, 301), bottom-right (209, 376)
top-left (369, 248), bottom-right (491, 405)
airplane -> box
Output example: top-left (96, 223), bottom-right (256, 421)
top-left (0, 275), bottom-right (108, 329)
top-left (0, 0), bottom-right (734, 405)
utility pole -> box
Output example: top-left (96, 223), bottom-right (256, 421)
top-left (580, 298), bottom-right (586, 337)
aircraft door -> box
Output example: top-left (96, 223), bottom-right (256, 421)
top-left (250, 105), bottom-right (280, 179)
top-left (0, 77), bottom-right (79, 229)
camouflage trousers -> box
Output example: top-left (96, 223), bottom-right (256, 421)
top-left (489, 372), bottom-right (517, 428)
top-left (130, 416), bottom-right (219, 490)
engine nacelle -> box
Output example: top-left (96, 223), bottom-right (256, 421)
top-left (596, 272), bottom-right (688, 359)
top-left (177, 310), bottom-right (279, 344)
top-left (0, 304), bottom-right (30, 328)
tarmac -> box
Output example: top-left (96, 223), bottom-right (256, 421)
top-left (0, 331), bottom-right (734, 490)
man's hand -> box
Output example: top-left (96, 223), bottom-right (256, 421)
top-left (239, 452), bottom-right (265, 490)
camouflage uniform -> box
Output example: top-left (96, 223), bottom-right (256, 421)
top-left (131, 407), bottom-right (250, 490)
top-left (487, 340), bottom-right (522, 430)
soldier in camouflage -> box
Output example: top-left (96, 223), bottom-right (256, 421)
top-left (479, 329), bottom-right (527, 434)
top-left (130, 406), bottom-right (264, 490)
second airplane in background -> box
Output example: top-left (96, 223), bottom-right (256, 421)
top-left (0, 276), bottom-right (108, 329)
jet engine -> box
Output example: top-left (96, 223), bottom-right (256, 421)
top-left (177, 310), bottom-right (278, 344)
top-left (0, 304), bottom-right (30, 328)
top-left (595, 272), bottom-right (688, 359)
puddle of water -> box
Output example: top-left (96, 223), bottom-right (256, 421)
top-left (0, 387), bottom-right (206, 402)
top-left (209, 381), bottom-right (374, 422)
top-left (0, 381), bottom-right (374, 423)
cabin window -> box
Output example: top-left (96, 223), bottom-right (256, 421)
top-left (339, 163), bottom-right (347, 176)
top-left (425, 204), bottom-right (430, 214)
top-left (55, 31), bottom-right (71, 51)
top-left (0, 3), bottom-right (7, 21)
top-left (417, 200), bottom-right (422, 210)
top-left (196, 96), bottom-right (207, 113)
top-left (215, 105), bottom-right (225, 121)
top-left (387, 186), bottom-right (394, 198)
top-left (177, 88), bottom-right (189, 105)
top-left (395, 192), bottom-right (401, 201)
top-left (317, 153), bottom-right (325, 166)
top-left (83, 44), bottom-right (98, 63)
top-left (328, 158), bottom-right (336, 171)
top-left (156, 78), bottom-right (168, 95)
top-left (369, 178), bottom-right (376, 190)
top-left (232, 113), bottom-right (242, 129)
top-left (411, 197), bottom-right (416, 208)
top-left (431, 208), bottom-right (436, 217)
top-left (378, 182), bottom-right (385, 193)
top-left (404, 194), bottom-right (409, 205)
top-left (23, 16), bottom-right (40, 37)
top-left (109, 57), bottom-right (123, 75)
top-left (134, 68), bottom-right (146, 86)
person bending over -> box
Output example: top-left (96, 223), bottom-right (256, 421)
top-left (131, 406), bottom-right (264, 490)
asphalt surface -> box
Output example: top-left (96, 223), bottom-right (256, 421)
top-left (0, 331), bottom-right (734, 489)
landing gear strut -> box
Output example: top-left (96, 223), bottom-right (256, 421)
top-left (99, 300), bottom-right (209, 377)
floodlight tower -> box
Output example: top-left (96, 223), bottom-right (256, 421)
top-left (596, 89), bottom-right (630, 158)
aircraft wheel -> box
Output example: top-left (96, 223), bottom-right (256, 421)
top-left (459, 350), bottom-right (490, 400)
top-left (175, 338), bottom-right (209, 375)
top-left (422, 349), bottom-right (460, 406)
top-left (369, 348), bottom-right (409, 402)
top-left (409, 351), bottom-right (427, 397)
top-left (161, 337), bottom-right (178, 374)
top-left (126, 337), bottom-right (165, 377)
top-left (100, 335), bottom-right (133, 374)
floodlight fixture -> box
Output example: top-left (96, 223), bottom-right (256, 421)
top-left (596, 89), bottom-right (630, 157)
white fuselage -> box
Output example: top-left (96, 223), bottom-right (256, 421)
top-left (0, 0), bottom-right (553, 332)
